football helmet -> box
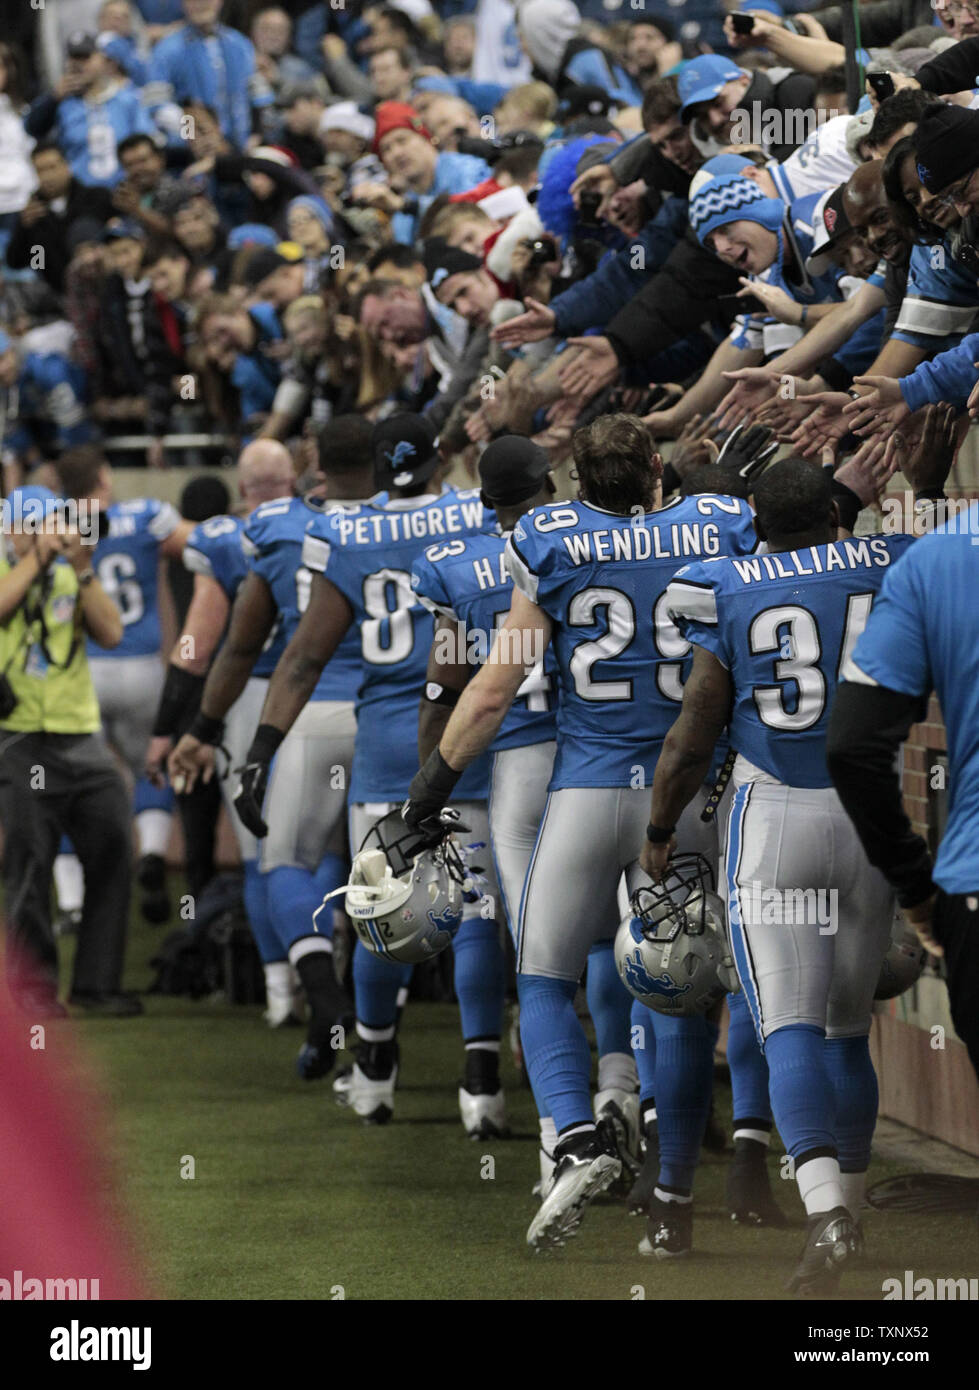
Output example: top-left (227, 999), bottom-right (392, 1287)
top-left (615, 853), bottom-right (740, 1017)
top-left (315, 808), bottom-right (467, 965)
top-left (874, 920), bottom-right (927, 1000)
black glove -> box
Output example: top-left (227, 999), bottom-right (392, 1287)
top-left (232, 723), bottom-right (283, 839)
top-left (403, 747), bottom-right (462, 837)
top-left (234, 760), bottom-right (270, 838)
top-left (716, 421), bottom-right (779, 481)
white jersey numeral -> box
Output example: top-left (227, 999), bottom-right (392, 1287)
top-left (653, 589), bottom-right (690, 703)
top-left (568, 587), bottom-right (635, 702)
top-left (96, 552), bottom-right (144, 627)
top-left (749, 593), bottom-right (875, 730)
top-left (361, 568), bottom-right (416, 666)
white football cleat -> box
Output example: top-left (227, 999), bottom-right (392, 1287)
top-left (533, 1146), bottom-right (557, 1199)
top-left (344, 1062), bottom-right (398, 1125)
top-left (526, 1134), bottom-right (621, 1251)
top-left (459, 1087), bottom-right (509, 1139)
top-left (263, 964), bottom-right (303, 1028)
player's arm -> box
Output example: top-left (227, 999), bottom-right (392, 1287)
top-left (149, 573), bottom-right (229, 786)
top-left (168, 572), bottom-right (278, 791)
top-left (646, 338), bottom-right (763, 439)
top-left (158, 518), bottom-right (195, 559)
top-left (232, 573), bottom-right (354, 838)
top-left (405, 590), bottom-right (552, 831)
top-left (642, 645), bottom-right (732, 879)
top-left (418, 613), bottom-right (474, 763)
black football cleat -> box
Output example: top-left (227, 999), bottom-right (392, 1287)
top-left (726, 1139), bottom-right (787, 1227)
top-left (787, 1205), bottom-right (859, 1296)
top-left (639, 1194), bottom-right (693, 1258)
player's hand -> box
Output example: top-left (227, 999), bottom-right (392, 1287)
top-left (491, 298), bottom-right (556, 349)
top-left (902, 892), bottom-right (942, 958)
top-left (670, 413), bottom-right (717, 478)
top-left (833, 435), bottom-right (894, 509)
top-left (887, 402), bottom-right (958, 495)
top-left (639, 836), bottom-right (676, 882)
top-left (168, 734), bottom-right (215, 794)
top-left (716, 420), bottom-right (779, 481)
top-left (403, 749), bottom-right (461, 837)
top-left (233, 760), bottom-right (270, 838)
top-left (145, 735), bottom-right (173, 788)
top-left (557, 337), bottom-right (620, 399)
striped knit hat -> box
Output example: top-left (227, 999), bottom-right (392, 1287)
top-left (688, 171), bottom-right (785, 247)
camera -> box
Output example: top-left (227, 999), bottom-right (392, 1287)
top-left (578, 189), bottom-right (603, 225)
top-left (731, 13), bottom-right (755, 35)
top-left (524, 236), bottom-right (558, 267)
top-left (455, 130), bottom-right (543, 166)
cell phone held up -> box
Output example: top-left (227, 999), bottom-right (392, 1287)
top-left (868, 72), bottom-right (896, 104)
top-left (731, 13), bottom-right (756, 35)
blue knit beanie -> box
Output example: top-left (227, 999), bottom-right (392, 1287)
top-left (688, 172), bottom-right (784, 247)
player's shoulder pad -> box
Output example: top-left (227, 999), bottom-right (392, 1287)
top-left (666, 563), bottom-right (722, 628)
top-left (244, 495), bottom-right (295, 549)
top-left (410, 545), bottom-right (453, 615)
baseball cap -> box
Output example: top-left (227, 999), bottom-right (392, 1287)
top-left (478, 436), bottom-right (550, 509)
top-left (371, 415), bottom-right (440, 490)
top-left (678, 55), bottom-right (745, 120)
top-left (241, 248), bottom-right (290, 289)
top-left (423, 237), bottom-right (483, 292)
top-left (65, 30), bottom-right (96, 59)
top-left (319, 101), bottom-right (375, 146)
top-left (103, 217), bottom-right (145, 243)
top-left (556, 86), bottom-right (612, 123)
top-left (806, 185), bottom-right (854, 276)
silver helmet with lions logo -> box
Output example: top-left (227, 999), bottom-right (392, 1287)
top-left (615, 853), bottom-right (740, 1016)
top-left (315, 808), bottom-right (467, 965)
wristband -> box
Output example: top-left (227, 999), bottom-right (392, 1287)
top-left (830, 478), bottom-right (862, 533)
top-left (645, 822), bottom-right (675, 844)
top-left (188, 709), bottom-right (225, 746)
top-left (799, 305), bottom-right (809, 327)
top-left (153, 665), bottom-right (205, 737)
top-left (421, 745), bottom-right (462, 798)
top-left (247, 722), bottom-right (285, 764)
top-left (423, 681), bottom-right (460, 709)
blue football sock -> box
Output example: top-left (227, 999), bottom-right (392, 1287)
top-left (727, 989), bottom-right (772, 1127)
top-left (764, 1023), bottom-right (834, 1159)
top-left (353, 940), bottom-right (411, 1033)
top-left (58, 833), bottom-right (74, 855)
top-left (653, 1013), bottom-right (714, 1192)
top-left (133, 776), bottom-right (174, 815)
top-left (824, 1034), bottom-right (878, 1172)
top-left (631, 997), bottom-right (657, 1105)
top-left (518, 973), bottom-right (593, 1133)
top-left (586, 938), bottom-right (632, 1056)
top-left (266, 864), bottom-right (333, 953)
top-left (242, 860), bottom-right (280, 964)
top-left (453, 916), bottom-right (504, 1042)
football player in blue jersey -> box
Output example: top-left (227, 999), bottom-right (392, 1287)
top-left (52, 447), bottom-right (193, 926)
top-left (411, 436), bottom-right (563, 1151)
top-left (826, 404), bottom-right (979, 1080)
top-left (644, 457), bottom-right (913, 1293)
top-left (170, 422), bottom-right (377, 1072)
top-left (403, 414), bottom-right (764, 1250)
top-left (156, 442), bottom-right (295, 1020)
top-left (173, 416), bottom-right (503, 1130)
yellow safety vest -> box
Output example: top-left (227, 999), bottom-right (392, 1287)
top-left (0, 555), bottom-right (100, 734)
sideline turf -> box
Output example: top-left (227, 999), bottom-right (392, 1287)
top-left (53, 912), bottom-right (979, 1301)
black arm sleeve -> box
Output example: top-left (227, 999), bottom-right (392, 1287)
top-left (605, 230), bottom-right (739, 367)
top-left (915, 36), bottom-right (979, 96)
top-left (826, 681), bottom-right (935, 909)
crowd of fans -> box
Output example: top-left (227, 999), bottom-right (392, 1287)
top-left (0, 0), bottom-right (977, 494)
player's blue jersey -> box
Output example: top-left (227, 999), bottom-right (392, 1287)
top-left (505, 494), bottom-right (757, 789)
top-left (183, 513), bottom-right (285, 679)
top-left (243, 496), bottom-right (361, 703)
top-left (668, 532), bottom-right (915, 789)
top-left (302, 489), bottom-right (494, 802)
top-left (845, 511), bottom-right (979, 895)
top-left (88, 497), bottom-right (181, 659)
top-left (410, 528), bottom-right (558, 753)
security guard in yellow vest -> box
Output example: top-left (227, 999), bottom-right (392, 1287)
top-left (0, 485), bottom-right (140, 1018)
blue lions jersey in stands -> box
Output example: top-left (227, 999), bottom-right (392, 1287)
top-left (505, 495), bottom-right (757, 789)
top-left (845, 511), bottom-right (979, 894)
top-left (667, 533), bottom-right (914, 789)
top-left (88, 498), bottom-right (180, 659)
top-left (302, 490), bottom-right (494, 802)
top-left (243, 496), bottom-right (361, 703)
top-left (183, 514), bottom-right (284, 679)
top-left (410, 528), bottom-right (558, 753)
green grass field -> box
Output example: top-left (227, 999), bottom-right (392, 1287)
top-left (52, 903), bottom-right (979, 1302)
